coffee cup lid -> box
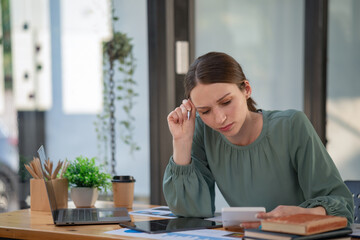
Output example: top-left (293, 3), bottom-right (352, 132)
top-left (112, 175), bottom-right (136, 183)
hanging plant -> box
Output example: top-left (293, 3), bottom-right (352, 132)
top-left (94, 15), bottom-right (140, 175)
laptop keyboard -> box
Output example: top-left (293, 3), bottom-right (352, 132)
top-left (62, 209), bottom-right (98, 222)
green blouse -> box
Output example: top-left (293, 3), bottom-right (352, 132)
top-left (163, 110), bottom-right (354, 224)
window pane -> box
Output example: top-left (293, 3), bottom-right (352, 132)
top-left (195, 0), bottom-right (304, 210)
top-left (327, 0), bottom-right (360, 180)
top-left (195, 0), bottom-right (304, 111)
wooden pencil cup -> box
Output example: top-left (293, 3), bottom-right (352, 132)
top-left (30, 178), bottom-right (68, 211)
top-left (52, 178), bottom-right (68, 209)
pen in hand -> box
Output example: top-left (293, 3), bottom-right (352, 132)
top-left (187, 110), bottom-right (190, 120)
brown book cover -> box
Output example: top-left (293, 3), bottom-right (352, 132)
top-left (261, 214), bottom-right (348, 235)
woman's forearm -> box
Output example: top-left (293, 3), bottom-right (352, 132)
top-left (172, 138), bottom-right (193, 165)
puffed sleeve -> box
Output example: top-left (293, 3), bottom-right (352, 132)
top-left (163, 116), bottom-right (216, 217)
top-left (289, 111), bottom-right (354, 224)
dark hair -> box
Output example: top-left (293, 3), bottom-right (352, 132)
top-left (184, 52), bottom-right (257, 112)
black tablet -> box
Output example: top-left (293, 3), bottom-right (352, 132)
top-left (119, 218), bottom-right (223, 234)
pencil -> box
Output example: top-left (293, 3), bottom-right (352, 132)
top-left (24, 164), bottom-right (39, 179)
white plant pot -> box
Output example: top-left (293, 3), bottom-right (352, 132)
top-left (70, 187), bottom-right (98, 208)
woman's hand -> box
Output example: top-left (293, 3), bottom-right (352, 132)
top-left (167, 99), bottom-right (196, 165)
top-left (256, 205), bottom-right (326, 220)
top-left (240, 206), bottom-right (326, 229)
top-left (167, 99), bottom-right (195, 140)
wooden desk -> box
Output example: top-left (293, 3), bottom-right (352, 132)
top-left (0, 203), bottom-right (161, 240)
top-left (1, 205), bottom-right (356, 240)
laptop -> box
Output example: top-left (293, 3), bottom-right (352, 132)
top-left (38, 145), bottom-right (131, 226)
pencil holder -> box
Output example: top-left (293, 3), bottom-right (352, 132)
top-left (30, 178), bottom-right (68, 211)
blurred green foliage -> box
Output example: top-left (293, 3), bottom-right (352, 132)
top-left (1, 0), bottom-right (12, 89)
top-left (95, 13), bottom-right (140, 172)
top-left (18, 155), bottom-right (32, 182)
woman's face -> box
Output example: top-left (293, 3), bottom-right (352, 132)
top-left (190, 82), bottom-right (251, 139)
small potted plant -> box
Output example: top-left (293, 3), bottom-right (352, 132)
top-left (64, 156), bottom-right (111, 208)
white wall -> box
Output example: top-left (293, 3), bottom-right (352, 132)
top-left (10, 0), bottom-right (52, 111)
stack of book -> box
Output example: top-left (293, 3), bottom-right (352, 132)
top-left (244, 214), bottom-right (352, 240)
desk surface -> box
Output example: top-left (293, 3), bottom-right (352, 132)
top-left (0, 203), bottom-right (167, 240)
top-left (2, 204), bottom-right (356, 240)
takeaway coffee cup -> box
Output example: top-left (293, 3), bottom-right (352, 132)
top-left (112, 175), bottom-right (136, 208)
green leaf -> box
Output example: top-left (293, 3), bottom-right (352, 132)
top-left (99, 24), bottom-right (141, 160)
top-left (120, 121), bottom-right (130, 128)
top-left (64, 156), bottom-right (112, 191)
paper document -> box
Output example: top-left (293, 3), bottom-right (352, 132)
top-left (130, 206), bottom-right (177, 219)
top-left (105, 228), bottom-right (243, 239)
top-left (205, 214), bottom-right (222, 222)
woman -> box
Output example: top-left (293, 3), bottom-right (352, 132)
top-left (163, 52), bottom-right (354, 228)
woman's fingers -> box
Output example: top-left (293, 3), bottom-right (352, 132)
top-left (167, 109), bottom-right (179, 123)
top-left (167, 106), bottom-right (190, 125)
top-left (256, 207), bottom-right (286, 220)
top-left (180, 105), bottom-right (188, 122)
top-left (170, 99), bottom-right (194, 124)
top-left (256, 205), bottom-right (324, 221)
top-left (182, 99), bottom-right (191, 111)
top-left (167, 99), bottom-right (196, 138)
top-left (173, 107), bottom-right (184, 124)
top-left (183, 99), bottom-right (196, 120)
